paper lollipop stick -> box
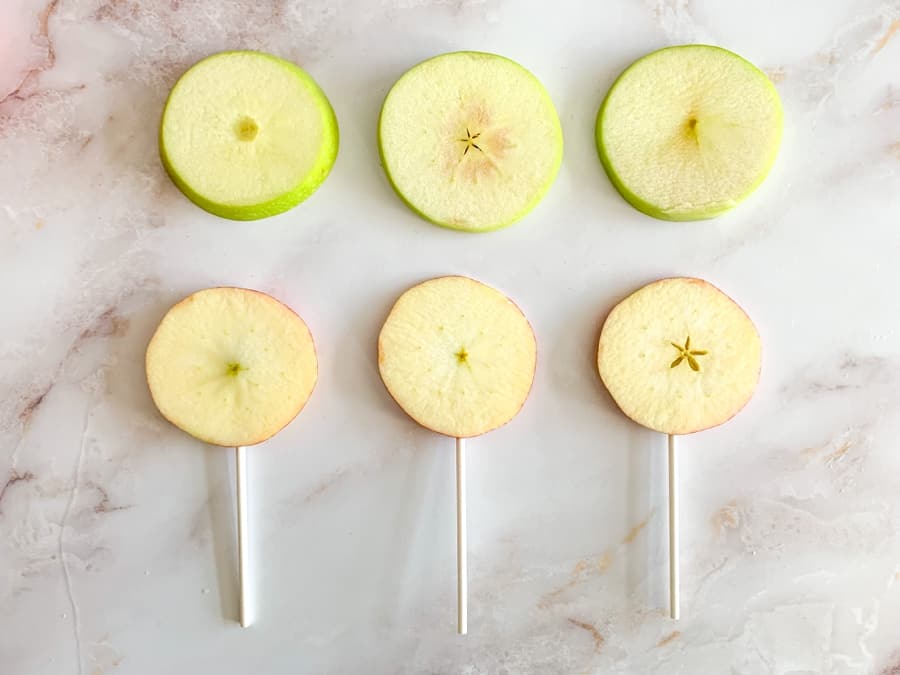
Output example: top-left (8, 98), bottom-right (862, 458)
top-left (235, 445), bottom-right (250, 627)
top-left (597, 277), bottom-right (761, 619)
top-left (456, 437), bottom-right (467, 634)
top-left (146, 287), bottom-right (318, 626)
top-left (378, 276), bottom-right (536, 633)
top-left (667, 434), bottom-right (679, 619)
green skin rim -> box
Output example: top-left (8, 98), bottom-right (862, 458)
top-left (159, 51), bottom-right (340, 221)
top-left (377, 51), bottom-right (564, 233)
top-left (595, 44), bottom-right (784, 222)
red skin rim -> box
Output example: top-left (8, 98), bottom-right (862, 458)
top-left (145, 286), bottom-right (318, 447)
top-left (377, 275), bottom-right (537, 439)
top-left (596, 276), bottom-right (761, 436)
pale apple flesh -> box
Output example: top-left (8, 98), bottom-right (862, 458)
top-left (146, 287), bottom-right (317, 447)
top-left (598, 278), bottom-right (761, 435)
top-left (160, 50), bottom-right (339, 221)
top-left (597, 45), bottom-right (783, 221)
top-left (378, 276), bottom-right (536, 438)
top-left (379, 51), bottom-right (563, 232)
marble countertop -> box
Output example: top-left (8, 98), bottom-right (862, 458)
top-left (3, 1), bottom-right (900, 673)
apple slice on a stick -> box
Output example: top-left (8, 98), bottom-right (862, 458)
top-left (379, 51), bottom-right (563, 232)
top-left (596, 45), bottom-right (783, 221)
top-left (378, 276), bottom-right (537, 633)
top-left (146, 287), bottom-right (317, 626)
top-left (597, 277), bottom-right (761, 618)
top-left (160, 51), bottom-right (339, 220)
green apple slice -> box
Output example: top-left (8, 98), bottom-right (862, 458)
top-left (378, 52), bottom-right (563, 232)
top-left (160, 51), bottom-right (339, 220)
top-left (146, 287), bottom-right (317, 446)
top-left (378, 276), bottom-right (536, 438)
top-left (596, 45), bottom-right (783, 221)
top-left (597, 277), bottom-right (761, 435)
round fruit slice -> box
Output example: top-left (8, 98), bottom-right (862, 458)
top-left (596, 45), bottom-right (783, 221)
top-left (146, 287), bottom-right (317, 446)
top-left (378, 276), bottom-right (536, 438)
top-left (378, 52), bottom-right (563, 232)
top-left (160, 51), bottom-right (339, 220)
top-left (597, 278), bottom-right (761, 435)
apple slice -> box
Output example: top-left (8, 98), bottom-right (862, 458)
top-left (146, 287), bottom-right (317, 446)
top-left (596, 45), bottom-right (783, 221)
top-left (160, 51), bottom-right (339, 220)
top-left (378, 51), bottom-right (563, 232)
top-left (597, 277), bottom-right (761, 435)
top-left (378, 276), bottom-right (536, 438)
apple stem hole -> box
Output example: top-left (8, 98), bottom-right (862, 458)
top-left (235, 117), bottom-right (259, 142)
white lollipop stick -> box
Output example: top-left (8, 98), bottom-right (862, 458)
top-left (235, 445), bottom-right (251, 628)
top-left (667, 434), bottom-right (679, 620)
top-left (456, 437), bottom-right (468, 635)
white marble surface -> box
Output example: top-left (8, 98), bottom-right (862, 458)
top-left (2, 0), bottom-right (900, 673)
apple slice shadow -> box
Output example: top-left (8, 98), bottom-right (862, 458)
top-left (587, 287), bottom-right (670, 612)
top-left (372, 432), bottom-right (447, 628)
top-left (625, 428), bottom-right (669, 611)
top-left (202, 443), bottom-right (240, 624)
